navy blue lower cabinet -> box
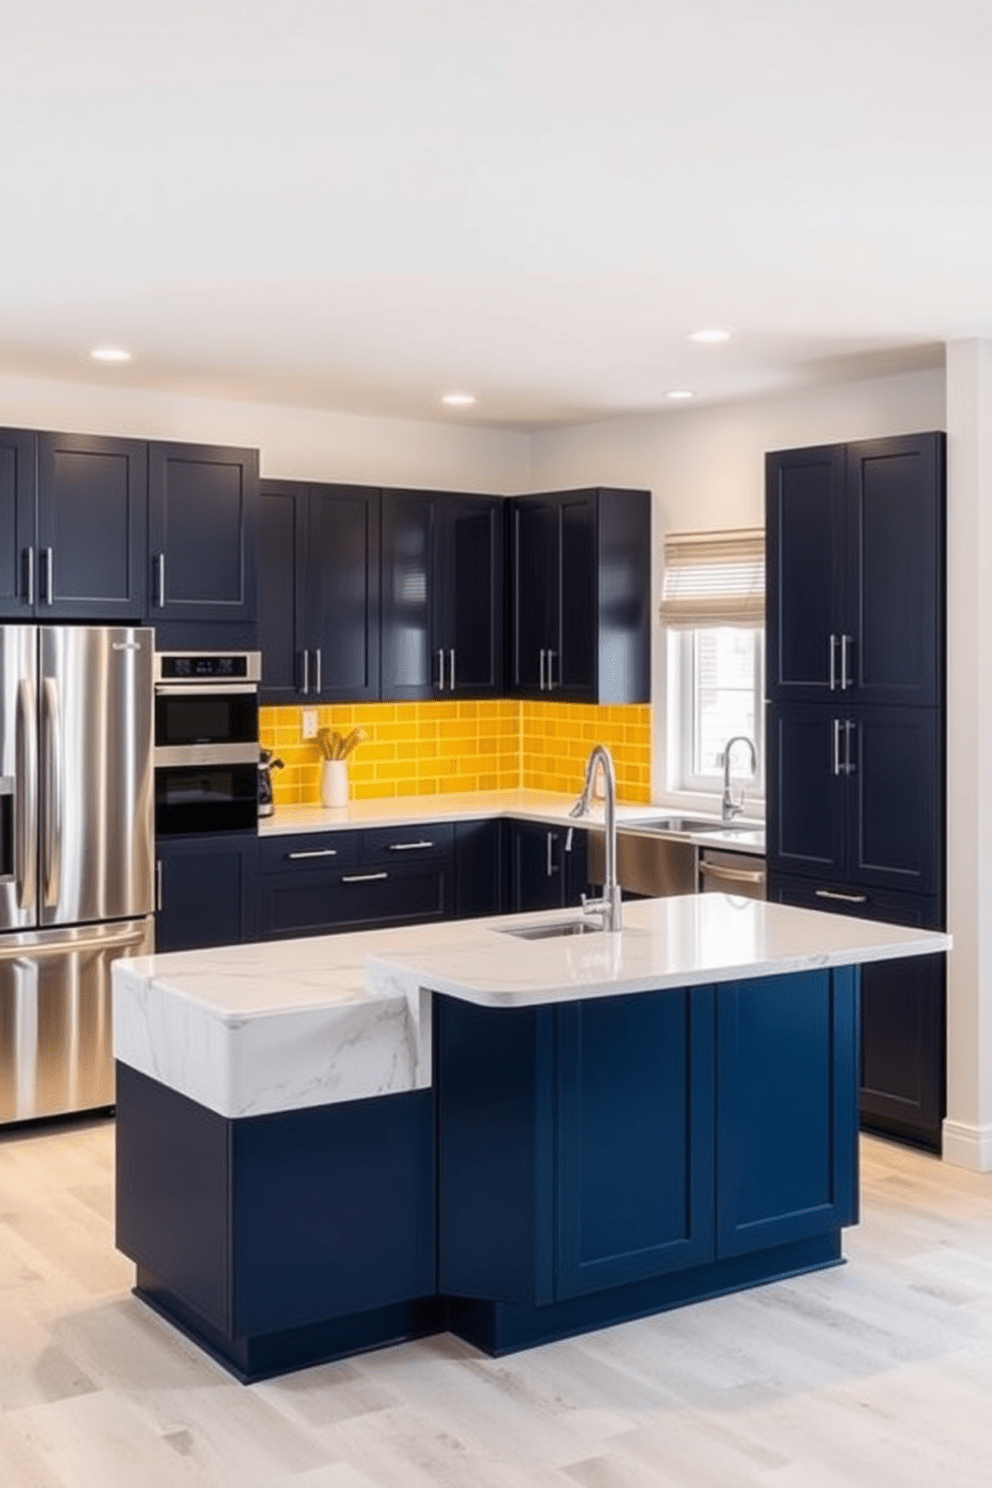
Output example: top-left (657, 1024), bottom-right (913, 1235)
top-left (115, 1064), bottom-right (439, 1382)
top-left (715, 969), bottom-right (859, 1258)
top-left (555, 988), bottom-right (715, 1297)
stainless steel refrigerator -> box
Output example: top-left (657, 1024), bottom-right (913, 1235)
top-left (0, 625), bottom-right (154, 1124)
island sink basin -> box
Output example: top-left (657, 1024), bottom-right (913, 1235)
top-left (499, 918), bottom-right (603, 941)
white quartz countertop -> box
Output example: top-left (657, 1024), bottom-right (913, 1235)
top-left (113, 896), bottom-right (948, 1120)
top-left (259, 789), bottom-right (766, 854)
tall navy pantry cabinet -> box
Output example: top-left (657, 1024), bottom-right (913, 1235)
top-left (765, 432), bottom-right (946, 1151)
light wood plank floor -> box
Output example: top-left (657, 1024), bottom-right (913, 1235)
top-left (2, 1120), bottom-right (992, 1486)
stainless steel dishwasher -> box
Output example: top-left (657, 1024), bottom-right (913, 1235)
top-left (587, 825), bottom-right (697, 897)
top-left (698, 847), bottom-right (766, 900)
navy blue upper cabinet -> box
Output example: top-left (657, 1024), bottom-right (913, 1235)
top-left (767, 434), bottom-right (945, 706)
top-left (0, 428), bottom-right (38, 618)
top-left (148, 441), bottom-right (258, 629)
top-left (380, 490), bottom-right (505, 702)
top-left (1, 430), bottom-right (147, 620)
top-left (258, 480), bottom-right (381, 705)
top-left (509, 487), bottom-right (651, 704)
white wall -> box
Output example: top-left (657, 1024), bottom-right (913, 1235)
top-left (0, 373), bottom-right (531, 492)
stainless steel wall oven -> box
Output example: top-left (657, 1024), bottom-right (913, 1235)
top-left (154, 651), bottom-right (261, 837)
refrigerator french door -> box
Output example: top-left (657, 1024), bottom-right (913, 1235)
top-left (0, 625), bottom-right (154, 1124)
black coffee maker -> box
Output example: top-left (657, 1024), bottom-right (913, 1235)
top-left (257, 747), bottom-right (284, 818)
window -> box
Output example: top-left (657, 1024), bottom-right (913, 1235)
top-left (661, 529), bottom-right (765, 803)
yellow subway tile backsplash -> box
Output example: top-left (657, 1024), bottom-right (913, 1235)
top-left (260, 699), bottom-right (651, 806)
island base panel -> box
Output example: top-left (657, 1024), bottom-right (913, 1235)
top-left (134, 1267), bottom-right (445, 1384)
top-left (446, 1233), bottom-right (843, 1357)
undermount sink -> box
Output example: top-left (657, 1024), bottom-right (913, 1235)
top-left (499, 917), bottom-right (603, 941)
top-left (622, 816), bottom-right (764, 836)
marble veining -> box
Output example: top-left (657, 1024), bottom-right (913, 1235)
top-left (113, 896), bottom-right (949, 1119)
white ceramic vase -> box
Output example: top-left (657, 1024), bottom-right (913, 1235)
top-left (321, 759), bottom-right (349, 808)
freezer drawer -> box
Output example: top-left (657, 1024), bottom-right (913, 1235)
top-left (0, 916), bottom-right (153, 1124)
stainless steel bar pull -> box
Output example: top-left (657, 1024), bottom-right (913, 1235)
top-left (16, 677), bottom-right (37, 911)
top-left (539, 648), bottom-right (546, 690)
top-left (301, 649), bottom-right (310, 695)
top-left (286, 848), bottom-right (338, 860)
top-left (341, 871), bottom-right (388, 884)
top-left (24, 547), bottom-right (34, 607)
top-left (815, 887), bottom-right (868, 904)
top-left (546, 650), bottom-right (556, 690)
top-left (155, 553), bottom-right (166, 608)
top-left (829, 633), bottom-right (838, 691)
top-left (42, 677), bottom-right (62, 907)
top-left (313, 649), bottom-right (322, 694)
top-left (832, 718), bottom-right (843, 776)
top-left (43, 548), bottom-right (54, 605)
top-left (840, 633), bottom-right (851, 691)
top-left (388, 840), bottom-right (434, 851)
top-left (449, 649), bottom-right (456, 692)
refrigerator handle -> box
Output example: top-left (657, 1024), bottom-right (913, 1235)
top-left (15, 677), bottom-right (37, 910)
top-left (42, 677), bottom-right (62, 909)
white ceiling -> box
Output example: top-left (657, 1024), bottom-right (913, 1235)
top-left (3, 0), bottom-right (988, 429)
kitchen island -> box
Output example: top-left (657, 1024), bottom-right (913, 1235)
top-left (113, 896), bottom-right (948, 1381)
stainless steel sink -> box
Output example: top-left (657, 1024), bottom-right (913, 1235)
top-left (622, 816), bottom-right (764, 836)
top-left (499, 918), bottom-right (603, 941)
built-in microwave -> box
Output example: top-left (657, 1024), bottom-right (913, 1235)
top-left (154, 651), bottom-right (261, 837)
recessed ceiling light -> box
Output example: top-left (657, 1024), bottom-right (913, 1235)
top-left (688, 328), bottom-right (731, 344)
top-left (666, 389), bottom-right (695, 401)
top-left (441, 392), bottom-right (476, 407)
top-left (90, 346), bottom-right (132, 363)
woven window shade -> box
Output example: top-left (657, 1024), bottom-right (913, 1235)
top-left (660, 528), bottom-right (765, 628)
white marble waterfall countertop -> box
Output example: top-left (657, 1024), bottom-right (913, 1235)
top-left (113, 897), bottom-right (948, 1121)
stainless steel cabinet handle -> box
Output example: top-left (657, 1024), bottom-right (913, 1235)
top-left (155, 553), bottom-right (166, 609)
top-left (564, 826), bottom-right (574, 853)
top-left (844, 718), bottom-right (855, 775)
top-left (437, 648), bottom-right (446, 691)
top-left (832, 718), bottom-right (843, 777)
top-left (449, 648), bottom-right (456, 691)
top-left (301, 649), bottom-right (310, 695)
top-left (341, 871), bottom-right (389, 884)
top-left (388, 840), bottom-right (434, 851)
top-left (313, 649), bottom-right (322, 694)
top-left (42, 677), bottom-right (62, 907)
top-left (286, 848), bottom-right (338, 860)
top-left (539, 648), bottom-right (546, 691)
top-left (24, 547), bottom-right (34, 607)
top-left (547, 649), bottom-right (557, 690)
top-left (43, 548), bottom-right (54, 605)
top-left (156, 860), bottom-right (163, 912)
top-left (815, 888), bottom-right (868, 904)
top-left (546, 830), bottom-right (555, 877)
top-left (840, 633), bottom-right (851, 691)
top-left (16, 677), bottom-right (37, 910)
top-left (829, 633), bottom-right (838, 691)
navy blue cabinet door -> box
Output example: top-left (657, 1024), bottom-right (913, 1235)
top-left (309, 484), bottom-right (381, 703)
top-left (0, 428), bottom-right (36, 618)
top-left (454, 818), bottom-right (508, 918)
top-left (767, 433), bottom-right (944, 707)
top-left (442, 497), bottom-right (506, 697)
top-left (766, 704), bottom-right (846, 880)
top-left (511, 498), bottom-right (559, 695)
top-left (555, 987), bottom-right (716, 1297)
top-left (36, 432), bottom-right (147, 620)
top-left (509, 820), bottom-right (586, 912)
top-left (155, 833), bottom-right (259, 952)
top-left (258, 481), bottom-right (306, 704)
top-left (716, 969), bottom-right (859, 1257)
top-left (148, 442), bottom-right (258, 626)
top-left (766, 444), bottom-right (846, 699)
top-left (380, 490), bottom-right (438, 701)
top-left (845, 434), bottom-right (944, 707)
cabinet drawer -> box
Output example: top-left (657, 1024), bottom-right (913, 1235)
top-left (259, 831), bottom-right (359, 875)
top-left (362, 822), bottom-right (454, 862)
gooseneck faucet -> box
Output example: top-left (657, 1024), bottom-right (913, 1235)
top-left (721, 735), bottom-right (758, 821)
top-left (569, 743), bottom-right (622, 932)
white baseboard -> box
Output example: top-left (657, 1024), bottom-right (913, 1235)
top-left (941, 1119), bottom-right (992, 1171)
